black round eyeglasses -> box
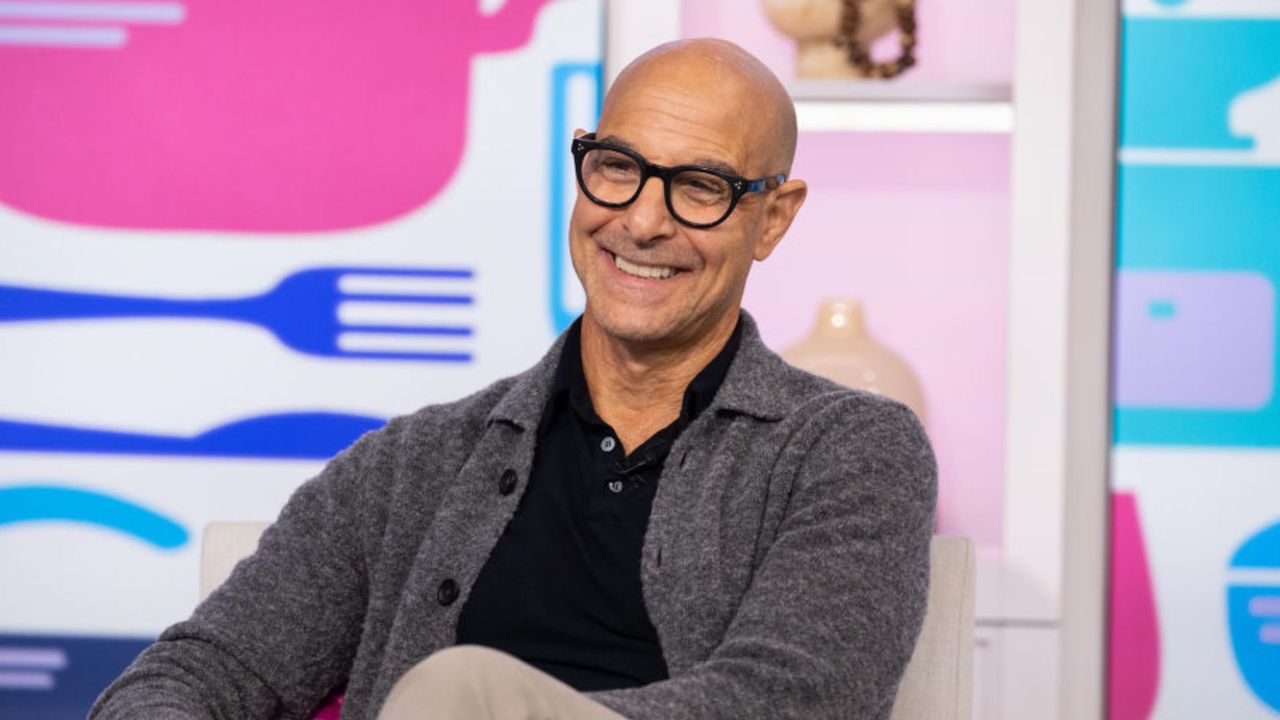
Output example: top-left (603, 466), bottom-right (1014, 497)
top-left (571, 133), bottom-right (786, 229)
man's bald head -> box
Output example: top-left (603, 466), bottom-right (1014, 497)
top-left (568, 39), bottom-right (808, 354)
top-left (601, 39), bottom-right (798, 176)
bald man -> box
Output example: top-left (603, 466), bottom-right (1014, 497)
top-left (92, 40), bottom-right (936, 720)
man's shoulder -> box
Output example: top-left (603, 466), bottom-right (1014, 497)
top-left (775, 362), bottom-right (925, 439)
top-left (318, 378), bottom-right (513, 483)
top-left (747, 358), bottom-right (936, 514)
top-left (729, 343), bottom-right (931, 480)
top-left (728, 330), bottom-right (920, 431)
top-left (345, 329), bottom-right (561, 468)
top-left (381, 372), bottom-right (527, 445)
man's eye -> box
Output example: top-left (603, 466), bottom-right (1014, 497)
top-left (594, 154), bottom-right (639, 179)
top-left (677, 175), bottom-right (728, 199)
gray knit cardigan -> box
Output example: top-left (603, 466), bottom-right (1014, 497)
top-left (91, 313), bottom-right (937, 720)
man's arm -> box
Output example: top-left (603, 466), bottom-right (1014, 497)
top-left (90, 425), bottom-right (392, 720)
top-left (592, 397), bottom-right (937, 720)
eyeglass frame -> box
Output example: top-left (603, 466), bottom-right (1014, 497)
top-left (571, 133), bottom-right (787, 229)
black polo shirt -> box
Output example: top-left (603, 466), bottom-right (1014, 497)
top-left (455, 317), bottom-right (743, 691)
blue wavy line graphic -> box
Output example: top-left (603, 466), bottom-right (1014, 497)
top-left (0, 485), bottom-right (189, 549)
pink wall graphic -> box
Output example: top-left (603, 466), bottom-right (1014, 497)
top-left (1109, 491), bottom-right (1161, 720)
top-left (0, 0), bottom-right (550, 233)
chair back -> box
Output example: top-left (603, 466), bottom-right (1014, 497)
top-left (200, 521), bottom-right (270, 600)
top-left (889, 535), bottom-right (976, 720)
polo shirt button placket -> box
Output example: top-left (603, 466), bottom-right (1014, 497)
top-left (497, 468), bottom-right (518, 496)
top-left (437, 579), bottom-right (460, 607)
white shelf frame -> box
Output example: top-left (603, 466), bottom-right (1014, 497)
top-left (1003, 0), bottom-right (1115, 717)
top-left (603, 0), bottom-right (680, 85)
top-left (795, 99), bottom-right (1013, 134)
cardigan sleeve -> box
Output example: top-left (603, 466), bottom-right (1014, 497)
top-left (89, 424), bottom-right (393, 720)
top-left (591, 396), bottom-right (938, 720)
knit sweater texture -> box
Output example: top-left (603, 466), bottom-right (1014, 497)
top-left (90, 313), bottom-right (937, 720)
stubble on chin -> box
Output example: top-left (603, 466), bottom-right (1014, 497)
top-left (585, 303), bottom-right (672, 345)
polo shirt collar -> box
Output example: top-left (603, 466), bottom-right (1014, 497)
top-left (488, 310), bottom-right (789, 430)
top-left (547, 317), bottom-right (743, 429)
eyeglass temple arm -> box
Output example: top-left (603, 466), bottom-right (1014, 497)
top-left (746, 174), bottom-right (787, 192)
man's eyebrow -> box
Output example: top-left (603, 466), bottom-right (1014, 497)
top-left (596, 134), bottom-right (638, 152)
top-left (595, 134), bottom-right (744, 177)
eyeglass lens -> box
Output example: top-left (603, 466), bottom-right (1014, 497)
top-left (580, 147), bottom-right (734, 226)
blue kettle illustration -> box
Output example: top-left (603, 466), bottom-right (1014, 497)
top-left (1227, 519), bottom-right (1280, 712)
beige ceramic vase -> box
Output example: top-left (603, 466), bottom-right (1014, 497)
top-left (781, 299), bottom-right (928, 427)
top-left (761, 0), bottom-right (908, 79)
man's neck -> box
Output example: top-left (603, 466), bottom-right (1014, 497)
top-left (579, 312), bottom-right (738, 454)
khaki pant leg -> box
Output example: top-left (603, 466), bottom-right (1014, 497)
top-left (376, 645), bottom-right (629, 720)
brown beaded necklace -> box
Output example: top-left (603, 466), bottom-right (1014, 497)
top-left (834, 0), bottom-right (918, 79)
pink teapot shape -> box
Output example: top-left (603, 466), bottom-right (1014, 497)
top-left (0, 0), bottom-right (550, 233)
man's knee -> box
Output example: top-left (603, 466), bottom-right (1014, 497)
top-left (425, 645), bottom-right (518, 677)
top-left (401, 644), bottom-right (518, 690)
top-left (380, 646), bottom-right (514, 719)
top-left (381, 645), bottom-right (624, 720)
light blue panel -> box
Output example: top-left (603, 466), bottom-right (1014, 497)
top-left (1114, 165), bottom-right (1280, 446)
top-left (1117, 165), bottom-right (1280, 270)
top-left (1120, 18), bottom-right (1280, 150)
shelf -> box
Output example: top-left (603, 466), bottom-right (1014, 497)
top-left (789, 80), bottom-right (1014, 134)
top-left (789, 80), bottom-right (1012, 103)
top-left (795, 99), bottom-right (1014, 134)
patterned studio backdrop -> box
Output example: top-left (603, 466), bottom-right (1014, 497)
top-left (1109, 0), bottom-right (1280, 718)
top-left (0, 0), bottom-right (602, 715)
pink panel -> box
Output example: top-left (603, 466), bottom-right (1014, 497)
top-left (1108, 491), bottom-right (1161, 720)
top-left (681, 0), bottom-right (1014, 84)
top-left (0, 0), bottom-right (550, 233)
top-left (743, 132), bottom-right (1009, 545)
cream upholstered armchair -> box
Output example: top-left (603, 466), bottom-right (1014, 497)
top-left (200, 522), bottom-right (270, 601)
top-left (889, 536), bottom-right (976, 720)
top-left (201, 526), bottom-right (975, 720)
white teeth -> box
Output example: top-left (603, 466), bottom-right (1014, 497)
top-left (614, 254), bottom-right (677, 280)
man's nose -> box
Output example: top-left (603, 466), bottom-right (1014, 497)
top-left (621, 176), bottom-right (677, 242)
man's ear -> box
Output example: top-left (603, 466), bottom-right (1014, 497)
top-left (753, 179), bottom-right (807, 262)
top-left (573, 128), bottom-right (587, 139)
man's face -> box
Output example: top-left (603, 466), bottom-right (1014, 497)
top-left (568, 72), bottom-right (787, 348)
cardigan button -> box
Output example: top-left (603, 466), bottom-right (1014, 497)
top-left (497, 468), bottom-right (518, 496)
top-left (437, 579), bottom-right (460, 607)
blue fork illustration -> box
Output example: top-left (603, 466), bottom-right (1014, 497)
top-left (0, 266), bottom-right (475, 362)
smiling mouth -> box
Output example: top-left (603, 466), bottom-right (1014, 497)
top-left (612, 252), bottom-right (681, 280)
